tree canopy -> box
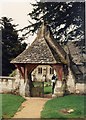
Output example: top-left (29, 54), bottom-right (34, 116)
top-left (0, 17), bottom-right (26, 76)
top-left (22, 2), bottom-right (85, 44)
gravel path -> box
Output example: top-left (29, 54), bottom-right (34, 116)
top-left (13, 97), bottom-right (50, 118)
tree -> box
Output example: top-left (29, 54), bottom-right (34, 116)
top-left (0, 17), bottom-right (27, 76)
top-left (22, 2), bottom-right (85, 44)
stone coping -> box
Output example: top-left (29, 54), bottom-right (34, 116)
top-left (0, 76), bottom-right (15, 79)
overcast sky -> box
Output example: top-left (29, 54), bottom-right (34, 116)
top-left (0, 0), bottom-right (37, 44)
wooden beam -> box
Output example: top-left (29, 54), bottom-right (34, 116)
top-left (27, 64), bottom-right (38, 74)
top-left (52, 64), bottom-right (63, 81)
top-left (15, 64), bottom-right (25, 79)
top-left (24, 65), bottom-right (28, 79)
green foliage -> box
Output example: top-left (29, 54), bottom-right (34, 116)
top-left (9, 70), bottom-right (16, 77)
top-left (1, 94), bottom-right (25, 118)
top-left (41, 95), bottom-right (86, 118)
top-left (23, 2), bottom-right (84, 43)
top-left (0, 17), bottom-right (27, 76)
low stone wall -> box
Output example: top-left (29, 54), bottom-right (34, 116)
top-left (0, 75), bottom-right (28, 96)
top-left (75, 83), bottom-right (86, 94)
top-left (0, 76), bottom-right (19, 94)
top-left (0, 72), bottom-right (86, 97)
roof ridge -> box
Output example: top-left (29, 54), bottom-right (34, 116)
top-left (45, 34), bottom-right (67, 64)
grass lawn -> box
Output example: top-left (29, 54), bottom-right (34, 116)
top-left (44, 86), bottom-right (52, 94)
top-left (0, 94), bottom-right (25, 118)
top-left (41, 95), bottom-right (86, 119)
top-left (44, 82), bottom-right (52, 94)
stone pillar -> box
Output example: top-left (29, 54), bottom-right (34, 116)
top-left (19, 78), bottom-right (26, 96)
top-left (52, 64), bottom-right (64, 97)
top-left (53, 80), bottom-right (64, 97)
top-left (25, 75), bottom-right (31, 97)
top-left (25, 65), bottom-right (31, 97)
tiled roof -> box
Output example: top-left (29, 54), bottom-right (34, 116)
top-left (11, 23), bottom-right (67, 64)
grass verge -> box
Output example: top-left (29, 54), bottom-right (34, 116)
top-left (41, 95), bottom-right (86, 119)
top-left (1, 94), bottom-right (25, 118)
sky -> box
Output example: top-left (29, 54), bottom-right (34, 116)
top-left (0, 0), bottom-right (37, 44)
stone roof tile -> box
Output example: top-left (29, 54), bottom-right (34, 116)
top-left (11, 24), bottom-right (67, 64)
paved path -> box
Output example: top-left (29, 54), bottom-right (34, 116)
top-left (13, 97), bottom-right (50, 118)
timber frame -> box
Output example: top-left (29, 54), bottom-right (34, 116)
top-left (11, 23), bottom-right (68, 97)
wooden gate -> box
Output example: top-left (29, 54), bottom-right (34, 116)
top-left (31, 81), bottom-right (44, 97)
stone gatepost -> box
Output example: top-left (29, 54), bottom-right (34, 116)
top-left (52, 80), bottom-right (64, 98)
top-left (25, 74), bottom-right (31, 97)
top-left (52, 64), bottom-right (66, 98)
top-left (19, 76), bottom-right (30, 97)
top-left (24, 66), bottom-right (31, 97)
top-left (19, 78), bottom-right (26, 96)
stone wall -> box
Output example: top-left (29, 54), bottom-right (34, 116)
top-left (0, 70), bottom-right (21, 94)
top-left (0, 68), bottom-right (86, 96)
top-left (0, 69), bottom-right (27, 96)
top-left (67, 68), bottom-right (86, 94)
top-left (0, 76), bottom-right (16, 93)
top-left (75, 83), bottom-right (86, 94)
top-left (67, 68), bottom-right (76, 93)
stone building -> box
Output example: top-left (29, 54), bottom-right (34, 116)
top-left (11, 23), bottom-right (68, 97)
top-left (65, 41), bottom-right (86, 94)
top-left (31, 65), bottom-right (56, 82)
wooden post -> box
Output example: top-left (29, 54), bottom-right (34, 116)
top-left (15, 64), bottom-right (25, 79)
